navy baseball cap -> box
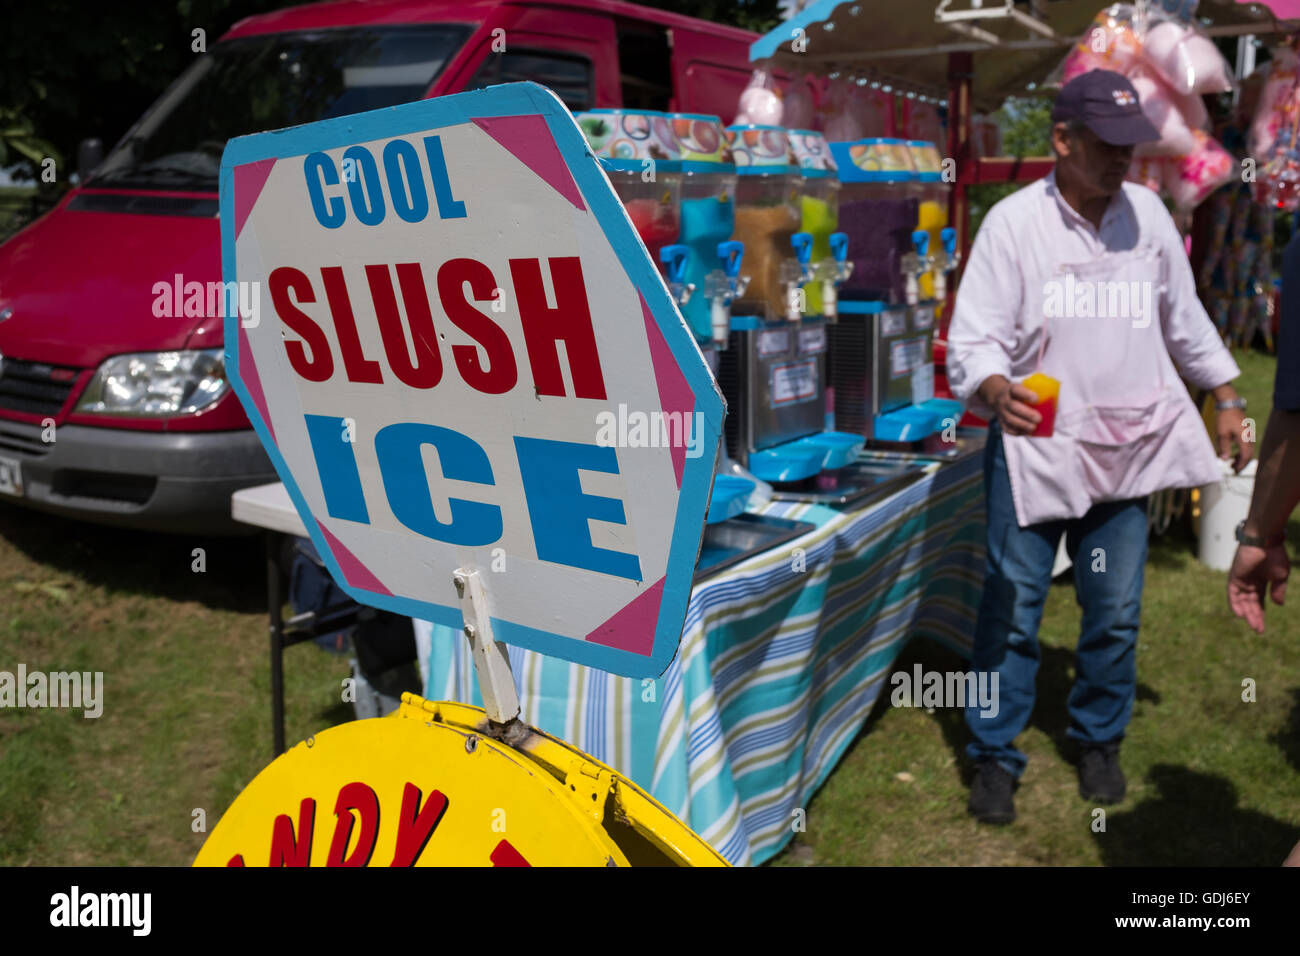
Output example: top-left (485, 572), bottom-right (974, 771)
top-left (1051, 70), bottom-right (1160, 146)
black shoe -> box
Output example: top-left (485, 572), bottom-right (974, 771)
top-left (968, 760), bottom-right (1016, 825)
top-left (1078, 743), bottom-right (1126, 804)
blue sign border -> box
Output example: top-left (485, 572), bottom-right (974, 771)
top-left (749, 0), bottom-right (845, 62)
top-left (220, 82), bottom-right (723, 679)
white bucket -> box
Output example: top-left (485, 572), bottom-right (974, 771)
top-left (1197, 458), bottom-right (1258, 572)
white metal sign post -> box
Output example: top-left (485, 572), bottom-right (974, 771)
top-left (220, 83), bottom-right (724, 684)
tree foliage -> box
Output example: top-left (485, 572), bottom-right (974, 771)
top-left (1, 0), bottom-right (782, 188)
top-left (995, 95), bottom-right (1053, 158)
top-left (968, 96), bottom-right (1055, 237)
top-left (1, 1), bottom-right (283, 183)
top-left (635, 0), bottom-right (784, 34)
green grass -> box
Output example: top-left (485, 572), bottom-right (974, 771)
top-left (0, 349), bottom-right (1294, 866)
top-left (0, 186), bottom-right (39, 243)
top-left (0, 514), bottom-right (352, 866)
top-left (770, 348), bottom-right (1300, 866)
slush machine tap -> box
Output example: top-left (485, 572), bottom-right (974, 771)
top-left (813, 231), bottom-right (852, 322)
top-left (779, 232), bottom-right (814, 323)
top-left (703, 240), bottom-right (747, 349)
top-left (932, 227), bottom-right (961, 304)
top-left (900, 229), bottom-right (934, 307)
top-left (659, 244), bottom-right (695, 307)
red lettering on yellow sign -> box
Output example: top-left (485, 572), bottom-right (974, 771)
top-left (391, 782), bottom-right (449, 867)
top-left (270, 797), bottom-right (316, 866)
top-left (327, 782), bottom-right (380, 866)
top-left (490, 839), bottom-right (531, 867)
top-left (227, 781), bottom-right (532, 866)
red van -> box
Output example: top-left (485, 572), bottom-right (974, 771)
top-left (0, 0), bottom-right (759, 533)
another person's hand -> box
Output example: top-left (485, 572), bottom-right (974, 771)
top-left (990, 380), bottom-right (1043, 437)
top-left (1215, 406), bottom-right (1255, 473)
top-left (1227, 542), bottom-right (1289, 634)
top-left (1284, 837), bottom-right (1300, 867)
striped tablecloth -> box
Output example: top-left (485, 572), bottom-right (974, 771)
top-left (414, 451), bottom-right (985, 865)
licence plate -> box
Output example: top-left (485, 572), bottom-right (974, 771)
top-left (0, 455), bottom-right (22, 497)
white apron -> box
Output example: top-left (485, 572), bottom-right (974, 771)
top-left (1001, 238), bottom-right (1224, 528)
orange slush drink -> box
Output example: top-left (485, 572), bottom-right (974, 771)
top-left (1021, 372), bottom-right (1059, 438)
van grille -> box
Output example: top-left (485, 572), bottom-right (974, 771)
top-left (0, 359), bottom-right (80, 417)
top-left (51, 470), bottom-right (157, 506)
top-left (0, 421), bottom-right (51, 456)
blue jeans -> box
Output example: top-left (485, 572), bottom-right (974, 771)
top-left (966, 422), bottom-right (1148, 777)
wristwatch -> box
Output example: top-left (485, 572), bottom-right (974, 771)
top-left (1216, 397), bottom-right (1247, 411)
top-left (1235, 521), bottom-right (1284, 548)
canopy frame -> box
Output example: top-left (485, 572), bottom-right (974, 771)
top-left (751, 0), bottom-right (1300, 305)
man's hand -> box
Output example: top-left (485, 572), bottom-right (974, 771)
top-left (1227, 542), bottom-right (1289, 634)
top-left (1216, 406), bottom-right (1254, 473)
top-left (979, 375), bottom-right (1042, 437)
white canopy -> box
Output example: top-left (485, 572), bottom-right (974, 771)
top-left (750, 0), bottom-right (1300, 110)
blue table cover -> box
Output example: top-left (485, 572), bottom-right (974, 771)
top-left (414, 452), bottom-right (985, 865)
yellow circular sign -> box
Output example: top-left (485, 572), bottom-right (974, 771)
top-left (196, 695), bottom-right (726, 867)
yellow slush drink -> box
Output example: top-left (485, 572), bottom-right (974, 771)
top-left (1021, 372), bottom-right (1059, 438)
top-left (917, 199), bottom-right (946, 300)
top-left (801, 194), bottom-right (836, 315)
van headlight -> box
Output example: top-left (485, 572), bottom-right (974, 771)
top-left (76, 349), bottom-right (229, 416)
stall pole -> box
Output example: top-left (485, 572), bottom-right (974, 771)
top-left (267, 532), bottom-right (286, 758)
top-left (946, 51), bottom-right (974, 327)
top-left (262, 532), bottom-right (362, 757)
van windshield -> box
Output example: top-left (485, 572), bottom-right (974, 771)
top-left (92, 25), bottom-right (471, 192)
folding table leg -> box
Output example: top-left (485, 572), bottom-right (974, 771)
top-left (267, 531), bottom-right (286, 757)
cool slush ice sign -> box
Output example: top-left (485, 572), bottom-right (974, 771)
top-left (221, 83), bottom-right (723, 678)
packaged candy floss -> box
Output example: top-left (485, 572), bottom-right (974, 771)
top-left (1126, 154), bottom-right (1165, 192)
top-left (1247, 44), bottom-right (1300, 161)
top-left (782, 76), bottom-right (816, 132)
top-left (1129, 64), bottom-right (1199, 157)
top-left (821, 77), bottom-right (863, 143)
top-left (1260, 148), bottom-right (1300, 211)
top-left (1248, 42), bottom-right (1300, 209)
top-left (734, 69), bottom-right (784, 126)
top-left (1048, 2), bottom-right (1235, 212)
top-left (849, 84), bottom-right (892, 139)
top-left (1165, 129), bottom-right (1234, 212)
top-left (1059, 3), bottom-right (1143, 82)
top-left (1141, 16), bottom-right (1233, 97)
top-left (905, 100), bottom-right (944, 144)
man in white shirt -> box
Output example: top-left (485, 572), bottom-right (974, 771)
top-left (947, 70), bottom-right (1252, 824)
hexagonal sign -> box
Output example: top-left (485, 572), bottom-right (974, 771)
top-left (220, 82), bottom-right (722, 678)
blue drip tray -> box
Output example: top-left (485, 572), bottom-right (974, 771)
top-left (791, 430), bottom-right (866, 469)
top-left (915, 397), bottom-right (964, 424)
top-left (747, 441), bottom-right (827, 483)
top-left (874, 405), bottom-right (944, 442)
top-left (707, 474), bottom-right (755, 524)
